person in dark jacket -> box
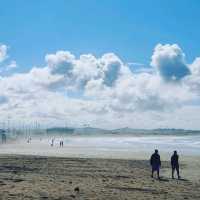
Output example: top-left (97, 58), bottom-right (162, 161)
top-left (150, 149), bottom-right (161, 179)
top-left (171, 150), bottom-right (180, 179)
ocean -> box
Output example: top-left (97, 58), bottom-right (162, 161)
top-left (0, 133), bottom-right (200, 159)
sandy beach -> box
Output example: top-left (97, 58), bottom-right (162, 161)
top-left (0, 155), bottom-right (199, 200)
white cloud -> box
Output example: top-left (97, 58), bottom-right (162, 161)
top-left (7, 60), bottom-right (17, 69)
top-left (0, 44), bottom-right (8, 63)
top-left (0, 43), bottom-right (200, 129)
top-left (189, 57), bottom-right (200, 75)
top-left (45, 51), bottom-right (75, 75)
top-left (0, 44), bottom-right (17, 72)
top-left (151, 44), bottom-right (190, 81)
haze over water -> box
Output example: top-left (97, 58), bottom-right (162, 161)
top-left (1, 133), bottom-right (200, 159)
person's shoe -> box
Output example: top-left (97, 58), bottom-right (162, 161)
top-left (151, 175), bottom-right (153, 178)
top-left (172, 176), bottom-right (174, 179)
top-left (178, 176), bottom-right (181, 179)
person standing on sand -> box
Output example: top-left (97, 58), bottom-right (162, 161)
top-left (150, 149), bottom-right (161, 179)
top-left (60, 140), bottom-right (63, 147)
top-left (171, 150), bottom-right (180, 179)
top-left (51, 138), bottom-right (54, 147)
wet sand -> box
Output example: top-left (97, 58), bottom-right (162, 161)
top-left (0, 155), bottom-right (199, 200)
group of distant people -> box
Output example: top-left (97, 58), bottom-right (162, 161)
top-left (50, 138), bottom-right (64, 147)
top-left (59, 140), bottom-right (64, 147)
top-left (27, 137), bottom-right (32, 143)
top-left (150, 149), bottom-right (180, 180)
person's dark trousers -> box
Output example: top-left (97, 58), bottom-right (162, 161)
top-left (172, 165), bottom-right (180, 179)
top-left (151, 167), bottom-right (160, 179)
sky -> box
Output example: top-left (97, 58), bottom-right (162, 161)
top-left (0, 0), bottom-right (200, 129)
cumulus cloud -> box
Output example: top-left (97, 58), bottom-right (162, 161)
top-left (45, 51), bottom-right (75, 75)
top-left (151, 44), bottom-right (190, 81)
top-left (44, 51), bottom-right (126, 92)
top-left (183, 58), bottom-right (200, 97)
top-left (189, 57), bottom-right (200, 75)
top-left (100, 53), bottom-right (122, 86)
top-left (0, 43), bottom-right (200, 129)
top-left (0, 44), bottom-right (18, 73)
top-left (7, 60), bottom-right (17, 69)
top-left (0, 44), bottom-right (8, 63)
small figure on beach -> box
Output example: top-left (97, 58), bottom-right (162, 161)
top-left (150, 149), bottom-right (161, 179)
top-left (59, 140), bottom-right (63, 147)
top-left (171, 150), bottom-right (180, 179)
top-left (51, 138), bottom-right (54, 147)
top-left (27, 137), bottom-right (31, 143)
top-left (2, 133), bottom-right (6, 144)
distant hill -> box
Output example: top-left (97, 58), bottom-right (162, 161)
top-left (152, 128), bottom-right (200, 135)
top-left (46, 127), bottom-right (109, 135)
top-left (110, 127), bottom-right (148, 135)
top-left (45, 127), bottom-right (200, 136)
top-left (46, 127), bottom-right (75, 134)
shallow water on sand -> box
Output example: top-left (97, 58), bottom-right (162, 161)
top-left (0, 135), bottom-right (200, 159)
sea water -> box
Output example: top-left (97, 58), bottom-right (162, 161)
top-left (0, 133), bottom-right (199, 158)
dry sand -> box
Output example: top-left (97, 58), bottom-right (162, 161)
top-left (0, 155), bottom-right (199, 200)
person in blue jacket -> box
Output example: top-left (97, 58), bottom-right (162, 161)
top-left (150, 149), bottom-right (161, 179)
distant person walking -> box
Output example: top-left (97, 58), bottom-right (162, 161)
top-left (150, 149), bottom-right (161, 179)
top-left (51, 138), bottom-right (54, 147)
top-left (59, 140), bottom-right (64, 147)
top-left (2, 133), bottom-right (6, 144)
top-left (171, 150), bottom-right (180, 179)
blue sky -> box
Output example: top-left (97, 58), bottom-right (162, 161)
top-left (1, 0), bottom-right (200, 72)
